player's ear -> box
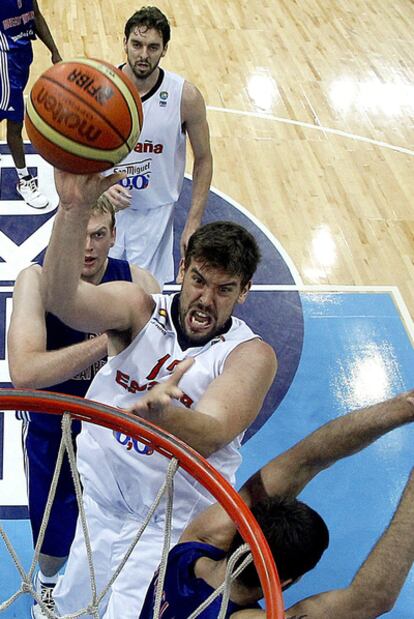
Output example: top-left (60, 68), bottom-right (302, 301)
top-left (176, 258), bottom-right (185, 284)
top-left (110, 225), bottom-right (116, 248)
top-left (161, 43), bottom-right (168, 58)
top-left (237, 280), bottom-right (251, 304)
top-left (123, 36), bottom-right (128, 52)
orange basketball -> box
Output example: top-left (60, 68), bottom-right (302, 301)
top-left (25, 58), bottom-right (143, 174)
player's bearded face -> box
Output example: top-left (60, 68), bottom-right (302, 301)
top-left (178, 260), bottom-right (250, 345)
top-left (125, 27), bottom-right (167, 80)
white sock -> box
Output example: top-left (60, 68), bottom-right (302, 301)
top-left (37, 568), bottom-right (58, 584)
top-left (16, 167), bottom-right (30, 180)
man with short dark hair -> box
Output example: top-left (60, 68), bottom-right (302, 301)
top-left (139, 390), bottom-right (414, 619)
top-left (42, 169), bottom-right (276, 618)
top-left (105, 6), bottom-right (213, 288)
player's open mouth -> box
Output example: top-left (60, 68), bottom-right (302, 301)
top-left (84, 257), bottom-right (96, 265)
top-left (187, 309), bottom-right (214, 332)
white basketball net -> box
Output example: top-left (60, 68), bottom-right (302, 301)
top-left (0, 413), bottom-right (253, 618)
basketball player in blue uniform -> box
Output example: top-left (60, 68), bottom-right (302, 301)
top-left (140, 390), bottom-right (414, 619)
top-left (7, 195), bottom-right (159, 618)
top-left (0, 0), bottom-right (61, 209)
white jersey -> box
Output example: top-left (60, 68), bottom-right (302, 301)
top-left (108, 69), bottom-right (186, 286)
top-left (77, 293), bottom-right (259, 530)
top-left (113, 68), bottom-right (186, 210)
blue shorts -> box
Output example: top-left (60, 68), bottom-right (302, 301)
top-left (23, 413), bottom-right (81, 557)
top-left (0, 46), bottom-right (32, 123)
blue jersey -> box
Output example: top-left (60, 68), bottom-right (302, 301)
top-left (0, 0), bottom-right (36, 120)
top-left (20, 258), bottom-right (133, 557)
top-left (140, 542), bottom-right (261, 619)
top-left (0, 0), bottom-right (36, 52)
top-left (18, 257), bottom-right (132, 428)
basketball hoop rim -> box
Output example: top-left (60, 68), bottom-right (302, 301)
top-left (0, 387), bottom-right (284, 618)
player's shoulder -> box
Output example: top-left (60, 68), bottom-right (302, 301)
top-left (182, 79), bottom-right (205, 103)
top-left (224, 338), bottom-right (277, 384)
top-left (129, 263), bottom-right (160, 294)
top-left (15, 263), bottom-right (42, 285)
top-left (181, 80), bottom-right (207, 122)
top-left (230, 337), bottom-right (276, 365)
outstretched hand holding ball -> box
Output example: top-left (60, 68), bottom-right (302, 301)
top-left (25, 58), bottom-right (143, 173)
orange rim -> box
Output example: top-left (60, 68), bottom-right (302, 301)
top-left (0, 388), bottom-right (284, 618)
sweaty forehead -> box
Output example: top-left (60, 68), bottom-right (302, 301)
top-left (190, 260), bottom-right (241, 286)
top-left (87, 213), bottom-right (112, 233)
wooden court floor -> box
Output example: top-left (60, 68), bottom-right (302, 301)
top-left (1, 0), bottom-right (413, 318)
top-left (0, 2), bottom-right (414, 615)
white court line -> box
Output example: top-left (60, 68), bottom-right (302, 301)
top-left (185, 175), bottom-right (303, 286)
top-left (206, 105), bottom-right (414, 157)
top-left (164, 282), bottom-right (414, 345)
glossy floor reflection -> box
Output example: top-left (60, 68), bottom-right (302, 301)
top-left (239, 292), bottom-right (414, 618)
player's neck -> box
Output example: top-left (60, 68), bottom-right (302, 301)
top-left (81, 258), bottom-right (108, 286)
top-left (124, 64), bottom-right (162, 97)
top-left (194, 557), bottom-right (260, 605)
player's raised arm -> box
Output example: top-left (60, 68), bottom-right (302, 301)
top-left (243, 390), bottom-right (414, 504)
top-left (283, 467), bottom-right (414, 619)
top-left (182, 390), bottom-right (414, 550)
top-left (218, 468), bottom-right (414, 619)
top-left (43, 170), bottom-right (153, 335)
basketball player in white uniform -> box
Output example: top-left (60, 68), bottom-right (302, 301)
top-left (44, 170), bottom-right (276, 619)
top-left (105, 7), bottom-right (213, 288)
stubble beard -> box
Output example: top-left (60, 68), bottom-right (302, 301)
top-left (128, 55), bottom-right (160, 81)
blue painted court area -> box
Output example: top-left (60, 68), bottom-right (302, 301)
top-left (0, 520), bottom-right (32, 617)
top-left (0, 145), bottom-right (413, 616)
top-left (239, 292), bottom-right (414, 618)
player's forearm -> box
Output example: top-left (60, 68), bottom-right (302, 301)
top-left (10, 334), bottom-right (108, 389)
top-left (287, 393), bottom-right (414, 489)
top-left (345, 468), bottom-right (414, 617)
top-left (187, 154), bottom-right (213, 226)
top-left (137, 405), bottom-right (226, 457)
top-left (34, 12), bottom-right (60, 57)
top-left (43, 206), bottom-right (89, 319)
top-left (246, 392), bottom-right (414, 501)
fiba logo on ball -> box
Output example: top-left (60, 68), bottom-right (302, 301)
top-left (66, 69), bottom-right (115, 104)
top-left (25, 58), bottom-right (143, 174)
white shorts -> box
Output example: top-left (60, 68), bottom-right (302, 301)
top-left (54, 492), bottom-right (182, 618)
top-left (110, 203), bottom-right (175, 289)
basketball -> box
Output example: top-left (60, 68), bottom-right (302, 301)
top-left (25, 58), bottom-right (143, 174)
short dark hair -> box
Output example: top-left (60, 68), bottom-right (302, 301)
top-left (124, 6), bottom-right (171, 46)
top-left (227, 496), bottom-right (329, 589)
top-left (184, 221), bottom-right (261, 288)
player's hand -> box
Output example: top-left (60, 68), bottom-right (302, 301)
top-left (51, 51), bottom-right (62, 64)
top-left (128, 357), bottom-right (194, 418)
top-left (105, 185), bottom-right (132, 211)
top-left (54, 168), bottom-right (126, 211)
top-left (180, 222), bottom-right (198, 259)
